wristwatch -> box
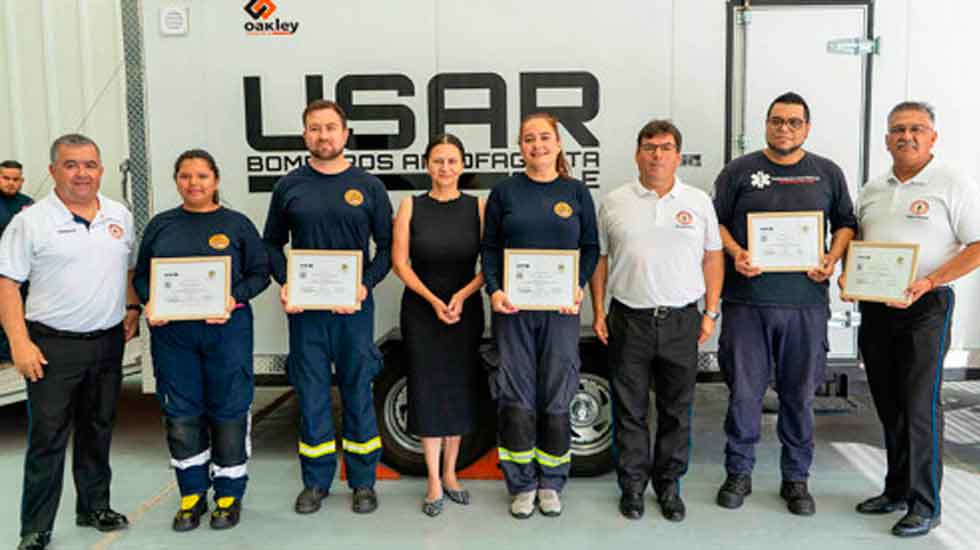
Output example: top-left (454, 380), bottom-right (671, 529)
top-left (703, 309), bottom-right (720, 321)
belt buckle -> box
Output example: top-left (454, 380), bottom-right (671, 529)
top-left (653, 306), bottom-right (671, 320)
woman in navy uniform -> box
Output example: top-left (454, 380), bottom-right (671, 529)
top-left (392, 134), bottom-right (485, 516)
top-left (133, 150), bottom-right (270, 531)
top-left (482, 113), bottom-right (599, 518)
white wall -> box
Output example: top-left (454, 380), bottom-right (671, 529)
top-left (0, 0), bottom-right (128, 201)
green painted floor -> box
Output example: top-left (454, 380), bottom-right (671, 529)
top-left (1, 375), bottom-right (978, 550)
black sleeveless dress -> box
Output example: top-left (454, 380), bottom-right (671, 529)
top-left (401, 193), bottom-right (485, 436)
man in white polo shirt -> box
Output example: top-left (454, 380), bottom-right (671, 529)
top-left (846, 102), bottom-right (980, 538)
top-left (0, 134), bottom-right (141, 550)
top-left (590, 120), bottom-right (723, 521)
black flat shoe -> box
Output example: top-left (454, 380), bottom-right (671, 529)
top-left (422, 497), bottom-right (445, 517)
top-left (76, 508), bottom-right (129, 532)
top-left (172, 494), bottom-right (208, 532)
top-left (619, 491), bottom-right (644, 519)
top-left (892, 512), bottom-right (941, 537)
top-left (855, 494), bottom-right (907, 514)
top-left (444, 487), bottom-right (471, 505)
top-left (210, 497), bottom-right (241, 530)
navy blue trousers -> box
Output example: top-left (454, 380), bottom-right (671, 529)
top-left (859, 288), bottom-right (953, 518)
top-left (492, 311), bottom-right (580, 494)
top-left (718, 303), bottom-right (829, 480)
top-left (287, 296), bottom-right (383, 491)
top-left (151, 306), bottom-right (254, 501)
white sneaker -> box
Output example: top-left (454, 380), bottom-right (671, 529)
top-left (538, 489), bottom-right (562, 517)
top-left (510, 490), bottom-right (536, 519)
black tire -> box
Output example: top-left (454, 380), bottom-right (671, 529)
top-left (373, 344), bottom-right (496, 476)
top-left (569, 341), bottom-right (615, 477)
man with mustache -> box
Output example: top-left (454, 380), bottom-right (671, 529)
top-left (712, 92), bottom-right (856, 516)
top-left (847, 102), bottom-right (980, 537)
top-left (263, 100), bottom-right (393, 516)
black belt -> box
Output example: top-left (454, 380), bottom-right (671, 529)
top-left (612, 299), bottom-right (697, 320)
top-left (27, 321), bottom-right (121, 340)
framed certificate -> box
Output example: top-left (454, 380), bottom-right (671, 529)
top-left (747, 211), bottom-right (825, 272)
top-left (504, 249), bottom-right (579, 311)
top-left (149, 256), bottom-right (231, 321)
top-left (287, 249), bottom-right (363, 310)
top-left (843, 241), bottom-right (919, 304)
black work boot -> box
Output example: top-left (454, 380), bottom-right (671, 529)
top-left (656, 481), bottom-right (686, 522)
top-left (210, 497), bottom-right (242, 530)
top-left (716, 473), bottom-right (752, 509)
top-left (352, 487), bottom-right (378, 514)
top-left (780, 481), bottom-right (816, 516)
top-left (294, 487), bottom-right (328, 514)
top-left (172, 493), bottom-right (208, 532)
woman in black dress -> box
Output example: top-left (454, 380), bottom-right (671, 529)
top-left (392, 134), bottom-right (485, 516)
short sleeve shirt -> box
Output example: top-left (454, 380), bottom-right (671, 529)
top-left (0, 192), bottom-right (135, 331)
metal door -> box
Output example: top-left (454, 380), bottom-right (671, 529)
top-left (727, 0), bottom-right (878, 360)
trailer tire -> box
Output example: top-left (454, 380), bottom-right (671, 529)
top-left (569, 356), bottom-right (615, 477)
top-left (373, 357), bottom-right (496, 476)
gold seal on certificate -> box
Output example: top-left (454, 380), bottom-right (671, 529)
top-left (843, 241), bottom-right (919, 304)
top-left (149, 256), bottom-right (231, 321)
top-left (287, 250), bottom-right (363, 310)
top-left (504, 249), bottom-right (579, 310)
top-left (747, 211), bottom-right (825, 272)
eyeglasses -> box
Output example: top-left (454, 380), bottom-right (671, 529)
top-left (767, 117), bottom-right (807, 130)
top-left (888, 124), bottom-right (933, 136)
top-left (639, 143), bottom-right (677, 153)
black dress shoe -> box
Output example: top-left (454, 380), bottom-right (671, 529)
top-left (210, 497), bottom-right (242, 530)
top-left (76, 508), bottom-right (129, 532)
top-left (780, 481), bottom-right (816, 516)
top-left (352, 487), bottom-right (378, 514)
top-left (656, 483), bottom-right (686, 522)
top-left (172, 494), bottom-right (208, 532)
top-left (716, 474), bottom-right (752, 509)
top-left (892, 512), bottom-right (941, 537)
top-left (17, 531), bottom-right (50, 550)
top-left (619, 491), bottom-right (644, 519)
top-left (294, 487), bottom-right (328, 514)
top-left (855, 494), bottom-right (907, 514)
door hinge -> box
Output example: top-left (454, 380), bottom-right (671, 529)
top-left (826, 36), bottom-right (881, 56)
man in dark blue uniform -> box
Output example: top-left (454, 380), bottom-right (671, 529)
top-left (0, 160), bottom-right (33, 363)
top-left (263, 100), bottom-right (392, 515)
top-left (713, 92), bottom-right (856, 516)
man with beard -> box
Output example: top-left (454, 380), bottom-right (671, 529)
top-left (712, 92), bottom-right (856, 516)
top-left (0, 160), bottom-right (33, 362)
top-left (263, 100), bottom-right (392, 516)
top-left (848, 102), bottom-right (980, 537)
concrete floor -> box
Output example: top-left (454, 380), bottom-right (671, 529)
top-left (1, 374), bottom-right (979, 550)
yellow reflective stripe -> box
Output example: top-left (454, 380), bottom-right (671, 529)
top-left (498, 447), bottom-right (534, 464)
top-left (298, 440), bottom-right (336, 458)
top-left (534, 448), bottom-right (571, 468)
top-left (342, 436), bottom-right (382, 455)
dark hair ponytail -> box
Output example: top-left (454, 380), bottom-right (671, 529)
top-left (174, 149), bottom-right (221, 204)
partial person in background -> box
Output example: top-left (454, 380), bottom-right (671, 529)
top-left (0, 135), bottom-right (139, 550)
top-left (482, 112), bottom-right (599, 519)
top-left (133, 149), bottom-right (270, 531)
top-left (846, 101), bottom-right (980, 537)
top-left (0, 160), bottom-right (32, 363)
top-left (392, 134), bottom-right (485, 517)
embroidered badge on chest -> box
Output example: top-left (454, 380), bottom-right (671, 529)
top-left (675, 210), bottom-right (694, 226)
top-left (345, 189), bottom-right (364, 206)
top-left (553, 201), bottom-right (573, 219)
top-left (909, 199), bottom-right (930, 217)
top-left (750, 171), bottom-right (771, 189)
top-left (107, 223), bottom-right (124, 239)
top-left (209, 233), bottom-right (230, 250)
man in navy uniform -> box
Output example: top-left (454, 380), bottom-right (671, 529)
top-left (0, 159), bottom-right (33, 363)
top-left (263, 100), bottom-right (392, 515)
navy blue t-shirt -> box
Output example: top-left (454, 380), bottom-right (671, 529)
top-left (133, 206), bottom-right (271, 304)
top-left (482, 174), bottom-right (599, 295)
top-left (263, 165), bottom-right (393, 288)
top-left (0, 192), bottom-right (32, 236)
top-left (713, 150), bottom-right (857, 306)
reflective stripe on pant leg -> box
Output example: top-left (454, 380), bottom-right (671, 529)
top-left (493, 312), bottom-right (540, 494)
top-left (289, 312), bottom-right (337, 490)
top-left (165, 416), bottom-right (211, 496)
top-left (211, 414), bottom-right (250, 500)
top-left (334, 300), bottom-right (382, 489)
